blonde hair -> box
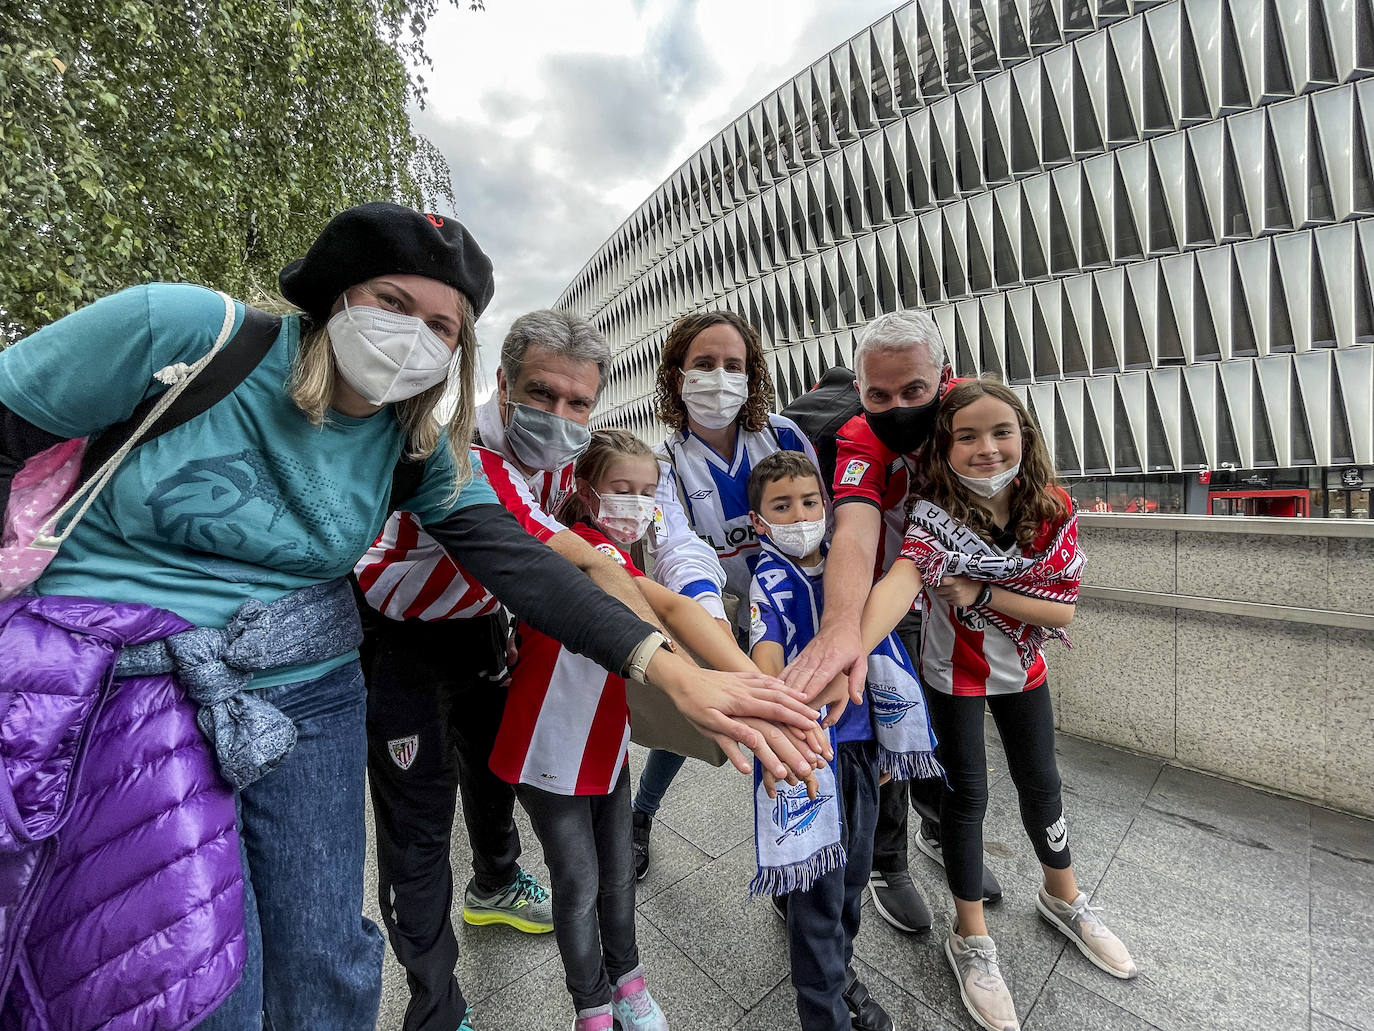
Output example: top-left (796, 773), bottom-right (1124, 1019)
top-left (265, 289), bottom-right (478, 492)
top-left (557, 429), bottom-right (657, 526)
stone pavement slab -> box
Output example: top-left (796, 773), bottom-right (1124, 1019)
top-left (367, 729), bottom-right (1373, 1031)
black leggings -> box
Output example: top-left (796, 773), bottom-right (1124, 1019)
top-left (925, 682), bottom-right (1070, 902)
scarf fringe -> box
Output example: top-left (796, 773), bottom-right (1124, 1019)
top-left (878, 748), bottom-right (945, 783)
top-left (748, 841), bottom-right (847, 899)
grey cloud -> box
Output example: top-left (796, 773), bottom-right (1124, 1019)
top-left (539, 53), bottom-right (690, 181)
top-left (412, 107), bottom-right (630, 388)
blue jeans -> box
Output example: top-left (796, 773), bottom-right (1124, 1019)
top-left (631, 748), bottom-right (687, 818)
top-left (198, 661), bottom-right (385, 1030)
top-left (789, 740), bottom-right (880, 1031)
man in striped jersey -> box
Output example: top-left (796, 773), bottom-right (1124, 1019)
top-left (355, 311), bottom-right (731, 1031)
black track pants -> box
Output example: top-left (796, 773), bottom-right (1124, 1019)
top-left (363, 611), bottom-right (516, 1031)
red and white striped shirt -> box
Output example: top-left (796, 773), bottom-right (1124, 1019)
top-left (489, 523), bottom-right (641, 795)
top-left (908, 519), bottom-right (1060, 698)
top-left (354, 445), bottom-right (575, 621)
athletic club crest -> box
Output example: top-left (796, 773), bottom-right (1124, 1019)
top-left (388, 735), bottom-right (419, 770)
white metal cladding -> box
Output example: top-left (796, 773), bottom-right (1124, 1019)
top-left (554, 0), bottom-right (1374, 473)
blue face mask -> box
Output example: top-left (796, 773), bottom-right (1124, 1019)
top-left (503, 402), bottom-right (591, 471)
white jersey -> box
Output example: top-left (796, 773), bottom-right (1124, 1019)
top-left (652, 414), bottom-right (819, 633)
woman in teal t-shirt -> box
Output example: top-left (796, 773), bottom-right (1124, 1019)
top-left (0, 204), bottom-right (825, 1031)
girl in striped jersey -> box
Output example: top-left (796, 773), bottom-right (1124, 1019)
top-left (490, 430), bottom-right (824, 1031)
top-left (856, 381), bottom-right (1136, 1031)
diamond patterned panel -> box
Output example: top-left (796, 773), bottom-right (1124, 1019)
top-left (568, 0), bottom-right (1374, 473)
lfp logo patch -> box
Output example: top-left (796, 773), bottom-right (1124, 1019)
top-left (595, 542), bottom-right (627, 565)
top-left (840, 459), bottom-right (870, 486)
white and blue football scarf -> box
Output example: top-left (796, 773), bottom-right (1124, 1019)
top-left (747, 540), bottom-right (942, 897)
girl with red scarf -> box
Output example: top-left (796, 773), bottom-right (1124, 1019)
top-left (857, 380), bottom-right (1136, 1031)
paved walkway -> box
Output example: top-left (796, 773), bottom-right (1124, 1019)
top-left (368, 731), bottom-right (1373, 1031)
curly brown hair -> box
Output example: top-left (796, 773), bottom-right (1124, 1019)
top-left (919, 379), bottom-right (1069, 552)
top-left (653, 311), bottom-right (775, 434)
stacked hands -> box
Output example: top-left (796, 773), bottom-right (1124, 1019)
top-left (642, 651), bottom-right (836, 798)
top-left (645, 580), bottom-right (1003, 801)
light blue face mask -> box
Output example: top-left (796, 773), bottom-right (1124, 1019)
top-left (503, 401), bottom-right (591, 471)
top-left (950, 460), bottom-right (1021, 498)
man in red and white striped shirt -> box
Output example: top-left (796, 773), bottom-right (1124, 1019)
top-left (358, 310), bottom-right (727, 1031)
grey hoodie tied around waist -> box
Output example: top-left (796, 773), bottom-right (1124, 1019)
top-left (115, 577), bottom-right (364, 789)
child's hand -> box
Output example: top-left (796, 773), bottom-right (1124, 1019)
top-left (801, 724), bottom-right (831, 766)
top-left (931, 574), bottom-right (981, 608)
top-left (735, 715), bottom-right (821, 779)
top-left (878, 770), bottom-right (892, 786)
top-left (761, 764), bottom-right (820, 801)
top-left (813, 673), bottom-right (851, 730)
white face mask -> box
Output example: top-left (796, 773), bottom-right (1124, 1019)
top-left (951, 460), bottom-right (1021, 498)
top-left (679, 368), bottom-right (749, 430)
top-left (593, 491), bottom-right (657, 546)
top-left (761, 516), bottom-right (827, 559)
top-left (328, 300), bottom-right (454, 406)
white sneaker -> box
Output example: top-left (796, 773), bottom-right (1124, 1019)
top-left (1036, 887), bottom-right (1137, 979)
top-left (944, 923), bottom-right (1019, 1031)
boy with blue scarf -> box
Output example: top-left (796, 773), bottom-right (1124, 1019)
top-left (746, 452), bottom-right (941, 1031)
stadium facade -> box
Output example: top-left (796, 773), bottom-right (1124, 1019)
top-left (555, 0), bottom-right (1374, 518)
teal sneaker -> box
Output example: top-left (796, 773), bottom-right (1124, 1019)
top-left (458, 1008), bottom-right (477, 1030)
top-left (461, 868), bottom-right (553, 933)
top-left (610, 964), bottom-right (668, 1030)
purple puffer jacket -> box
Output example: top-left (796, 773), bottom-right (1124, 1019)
top-left (0, 596), bottom-right (244, 1031)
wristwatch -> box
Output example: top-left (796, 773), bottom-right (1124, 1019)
top-left (973, 583), bottom-right (993, 608)
top-left (623, 630), bottom-right (675, 683)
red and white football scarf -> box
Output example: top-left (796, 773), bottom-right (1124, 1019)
top-left (901, 498), bottom-right (1084, 671)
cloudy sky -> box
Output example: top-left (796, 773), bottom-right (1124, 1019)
top-left (412, 0), bottom-right (899, 396)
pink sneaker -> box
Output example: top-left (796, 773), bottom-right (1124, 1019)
top-left (571, 1003), bottom-right (614, 1031)
top-left (611, 964), bottom-right (669, 1030)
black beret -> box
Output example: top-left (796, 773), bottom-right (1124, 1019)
top-left (279, 202), bottom-right (495, 321)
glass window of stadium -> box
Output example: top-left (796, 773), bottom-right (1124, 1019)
top-left (1326, 468), bottom-right (1373, 519)
top-left (1068, 475), bottom-right (1184, 514)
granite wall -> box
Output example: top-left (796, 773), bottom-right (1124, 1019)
top-left (1053, 516), bottom-right (1374, 817)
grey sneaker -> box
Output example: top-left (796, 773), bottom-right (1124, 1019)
top-left (462, 868), bottom-right (553, 933)
top-left (944, 924), bottom-right (1019, 1031)
top-left (1036, 887), bottom-right (1137, 979)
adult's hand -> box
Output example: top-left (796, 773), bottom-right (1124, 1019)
top-left (780, 502), bottom-right (883, 704)
top-left (647, 659), bottom-right (819, 777)
top-left (780, 622), bottom-right (868, 706)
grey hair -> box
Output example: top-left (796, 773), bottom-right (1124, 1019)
top-left (853, 310), bottom-right (948, 382)
top-left (501, 310), bottom-right (612, 400)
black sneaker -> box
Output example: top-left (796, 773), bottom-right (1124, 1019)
top-left (631, 810), bottom-right (652, 881)
top-left (914, 823), bottom-right (1003, 905)
top-left (867, 868), bottom-right (932, 933)
top-left (843, 968), bottom-right (894, 1031)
